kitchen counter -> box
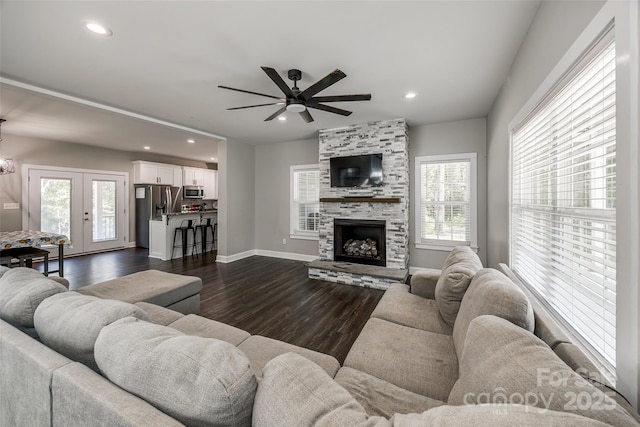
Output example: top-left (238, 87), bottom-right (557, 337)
top-left (148, 211), bottom-right (217, 260)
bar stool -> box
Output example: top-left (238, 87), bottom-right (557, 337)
top-left (195, 218), bottom-right (216, 254)
top-left (172, 220), bottom-right (198, 259)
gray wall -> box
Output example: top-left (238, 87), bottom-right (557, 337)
top-left (217, 139), bottom-right (256, 258)
top-left (487, 0), bottom-right (639, 408)
top-left (0, 133), bottom-right (208, 237)
top-left (486, 0), bottom-right (605, 266)
top-left (408, 118), bottom-right (487, 269)
top-left (254, 138), bottom-right (319, 256)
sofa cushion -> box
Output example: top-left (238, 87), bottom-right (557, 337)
top-left (76, 270), bottom-right (202, 310)
top-left (253, 352), bottom-right (390, 427)
top-left (0, 267), bottom-right (67, 328)
top-left (371, 284), bottom-right (451, 334)
top-left (335, 367), bottom-right (445, 418)
top-left (238, 335), bottom-right (340, 378)
top-left (33, 292), bottom-right (150, 371)
top-left (434, 246), bottom-right (483, 328)
top-left (391, 404), bottom-right (612, 426)
top-left (134, 301), bottom-right (184, 326)
top-left (448, 315), bottom-right (637, 427)
top-left (344, 318), bottom-right (457, 401)
top-left (168, 314), bottom-right (250, 346)
top-left (95, 317), bottom-right (256, 427)
top-left (452, 268), bottom-right (534, 361)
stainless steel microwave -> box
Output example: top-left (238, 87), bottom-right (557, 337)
top-left (183, 185), bottom-right (204, 199)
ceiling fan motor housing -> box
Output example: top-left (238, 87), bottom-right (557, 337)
top-left (287, 69), bottom-right (302, 82)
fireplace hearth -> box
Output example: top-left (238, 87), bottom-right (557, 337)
top-left (334, 219), bottom-right (386, 267)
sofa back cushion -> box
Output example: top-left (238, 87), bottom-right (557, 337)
top-left (254, 352), bottom-right (390, 427)
top-left (95, 317), bottom-right (257, 427)
top-left (0, 267), bottom-right (67, 328)
top-left (452, 268), bottom-right (534, 360)
top-left (33, 292), bottom-right (150, 371)
top-left (435, 246), bottom-right (483, 328)
top-left (448, 315), bottom-right (637, 427)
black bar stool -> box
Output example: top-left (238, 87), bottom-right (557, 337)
top-left (172, 220), bottom-right (198, 259)
top-left (195, 218), bottom-right (216, 254)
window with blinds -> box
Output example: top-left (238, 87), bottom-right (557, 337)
top-left (511, 33), bottom-right (616, 372)
top-left (290, 165), bottom-right (319, 238)
top-left (415, 153), bottom-right (477, 249)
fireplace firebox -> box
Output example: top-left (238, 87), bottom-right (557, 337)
top-left (334, 219), bottom-right (386, 267)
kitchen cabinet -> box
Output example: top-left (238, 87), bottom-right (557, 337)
top-left (203, 170), bottom-right (218, 200)
top-left (183, 167), bottom-right (206, 186)
top-left (133, 161), bottom-right (181, 186)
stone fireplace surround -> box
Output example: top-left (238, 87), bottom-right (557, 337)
top-left (308, 118), bottom-right (409, 289)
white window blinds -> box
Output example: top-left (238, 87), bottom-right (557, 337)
top-left (415, 153), bottom-right (477, 248)
top-left (511, 35), bottom-right (616, 371)
top-left (291, 166), bottom-right (319, 235)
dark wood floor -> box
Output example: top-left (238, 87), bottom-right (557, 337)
top-left (39, 248), bottom-right (384, 363)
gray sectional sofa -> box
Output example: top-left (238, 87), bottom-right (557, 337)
top-left (1, 248), bottom-right (638, 426)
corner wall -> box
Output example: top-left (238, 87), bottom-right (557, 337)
top-left (408, 118), bottom-right (487, 269)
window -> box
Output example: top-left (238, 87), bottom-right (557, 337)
top-left (511, 33), bottom-right (616, 373)
top-left (290, 164), bottom-right (319, 240)
top-left (415, 153), bottom-right (477, 250)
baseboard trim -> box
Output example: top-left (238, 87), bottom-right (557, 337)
top-left (216, 249), bottom-right (319, 264)
top-left (254, 249), bottom-right (318, 263)
top-left (127, 241), bottom-right (136, 248)
top-left (216, 250), bottom-right (256, 264)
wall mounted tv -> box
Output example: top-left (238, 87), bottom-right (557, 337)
top-left (330, 154), bottom-right (383, 187)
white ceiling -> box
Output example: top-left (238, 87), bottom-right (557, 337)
top-left (0, 1), bottom-right (541, 162)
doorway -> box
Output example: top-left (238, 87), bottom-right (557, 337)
top-left (24, 166), bottom-right (128, 255)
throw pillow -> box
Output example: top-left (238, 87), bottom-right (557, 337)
top-left (95, 317), bottom-right (256, 427)
top-left (33, 292), bottom-right (150, 371)
top-left (434, 246), bottom-right (482, 328)
top-left (0, 267), bottom-right (67, 328)
top-left (448, 315), bottom-right (637, 427)
top-left (254, 352), bottom-right (390, 427)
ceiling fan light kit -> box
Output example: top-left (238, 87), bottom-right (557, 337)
top-left (219, 67), bottom-right (371, 123)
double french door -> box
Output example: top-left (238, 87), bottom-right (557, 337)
top-left (25, 167), bottom-right (127, 255)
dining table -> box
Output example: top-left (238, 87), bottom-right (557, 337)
top-left (0, 230), bottom-right (72, 277)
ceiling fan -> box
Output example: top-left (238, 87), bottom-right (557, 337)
top-left (218, 67), bottom-right (371, 123)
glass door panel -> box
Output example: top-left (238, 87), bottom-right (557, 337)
top-left (92, 180), bottom-right (117, 242)
top-left (83, 173), bottom-right (125, 252)
top-left (40, 178), bottom-right (72, 237)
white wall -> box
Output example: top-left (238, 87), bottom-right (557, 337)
top-left (254, 138), bottom-right (319, 257)
top-left (487, 0), bottom-right (639, 408)
top-left (408, 118), bottom-right (487, 269)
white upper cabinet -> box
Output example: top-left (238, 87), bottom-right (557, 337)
top-left (183, 167), bottom-right (206, 186)
top-left (203, 170), bottom-right (218, 200)
top-left (183, 167), bottom-right (218, 199)
top-left (133, 161), bottom-right (181, 186)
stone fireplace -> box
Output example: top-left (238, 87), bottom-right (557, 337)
top-left (334, 219), bottom-right (386, 267)
top-left (308, 118), bottom-right (409, 289)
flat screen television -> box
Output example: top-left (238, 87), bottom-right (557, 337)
top-left (330, 154), bottom-right (383, 187)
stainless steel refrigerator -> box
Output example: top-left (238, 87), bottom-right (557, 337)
top-left (135, 185), bottom-right (181, 248)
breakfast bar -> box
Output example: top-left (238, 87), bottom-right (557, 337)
top-left (148, 211), bottom-right (217, 260)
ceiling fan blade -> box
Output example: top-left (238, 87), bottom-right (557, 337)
top-left (218, 85), bottom-right (282, 100)
top-left (227, 102), bottom-right (284, 110)
top-left (299, 69), bottom-right (347, 101)
top-left (261, 67), bottom-right (295, 98)
top-left (308, 94), bottom-right (371, 103)
top-left (299, 109), bottom-right (314, 123)
top-left (306, 103), bottom-right (352, 116)
top-left (264, 106), bottom-right (287, 121)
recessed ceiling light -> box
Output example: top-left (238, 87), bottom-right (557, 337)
top-left (82, 21), bottom-right (113, 36)
top-left (404, 92), bottom-right (417, 99)
top-left (187, 139), bottom-right (195, 144)
top-left (210, 157), bottom-right (217, 161)
top-left (278, 116), bottom-right (287, 121)
top-left (143, 146), bottom-right (151, 150)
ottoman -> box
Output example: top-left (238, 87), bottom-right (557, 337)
top-left (76, 270), bottom-right (202, 314)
